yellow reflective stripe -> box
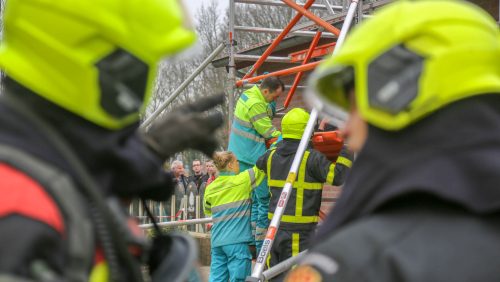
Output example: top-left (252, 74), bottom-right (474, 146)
top-left (234, 116), bottom-right (253, 128)
top-left (249, 112), bottom-right (268, 123)
top-left (292, 233), bottom-right (300, 257)
top-left (268, 180), bottom-right (322, 190)
top-left (232, 126), bottom-right (265, 143)
top-left (268, 213), bottom-right (319, 223)
top-left (336, 156), bottom-right (353, 168)
top-left (296, 151), bottom-right (310, 217)
top-left (267, 149), bottom-right (276, 183)
top-left (89, 262), bottom-right (109, 282)
top-left (326, 163), bottom-right (336, 184)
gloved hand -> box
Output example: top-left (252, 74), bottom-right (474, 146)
top-left (143, 94), bottom-right (224, 159)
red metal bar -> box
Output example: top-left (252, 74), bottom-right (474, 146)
top-left (290, 42), bottom-right (336, 63)
top-left (284, 30), bottom-right (322, 108)
top-left (236, 61), bottom-right (321, 87)
top-left (282, 0), bottom-right (341, 37)
top-left (242, 0), bottom-right (317, 79)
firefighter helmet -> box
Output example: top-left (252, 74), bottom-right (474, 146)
top-left (0, 0), bottom-right (195, 129)
top-left (282, 108), bottom-right (310, 139)
top-left (307, 0), bottom-right (500, 131)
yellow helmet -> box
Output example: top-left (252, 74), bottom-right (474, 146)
top-left (282, 108), bottom-right (310, 139)
top-left (0, 0), bottom-right (195, 129)
top-left (307, 0), bottom-right (500, 131)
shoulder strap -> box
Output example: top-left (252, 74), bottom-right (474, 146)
top-left (1, 94), bottom-right (144, 282)
top-left (0, 144), bottom-right (93, 282)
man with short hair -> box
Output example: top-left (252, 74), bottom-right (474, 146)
top-left (228, 76), bottom-right (285, 253)
top-left (171, 160), bottom-right (188, 215)
top-left (189, 159), bottom-right (209, 192)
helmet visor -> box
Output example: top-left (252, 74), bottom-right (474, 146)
top-left (305, 65), bottom-right (354, 127)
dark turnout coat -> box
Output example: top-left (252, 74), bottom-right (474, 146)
top-left (288, 95), bottom-right (500, 282)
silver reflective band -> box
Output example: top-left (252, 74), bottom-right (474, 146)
top-left (232, 126), bottom-right (265, 143)
top-left (234, 116), bottom-right (253, 128)
top-left (248, 168), bottom-right (257, 188)
top-left (250, 112), bottom-right (269, 123)
top-left (262, 127), bottom-right (277, 138)
top-left (211, 199), bottom-right (251, 214)
top-left (213, 209), bottom-right (251, 223)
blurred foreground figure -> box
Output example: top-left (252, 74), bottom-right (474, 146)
top-left (0, 0), bottom-right (223, 281)
top-left (287, 1), bottom-right (500, 281)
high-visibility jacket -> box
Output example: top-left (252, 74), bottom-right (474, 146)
top-left (204, 167), bottom-right (266, 247)
top-left (256, 139), bottom-right (353, 230)
top-left (228, 86), bottom-right (281, 165)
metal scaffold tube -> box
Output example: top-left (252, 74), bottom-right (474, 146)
top-left (235, 26), bottom-right (336, 38)
top-left (227, 0), bottom-right (237, 129)
top-left (242, 0), bottom-right (318, 79)
top-left (235, 54), bottom-right (292, 63)
top-left (281, 0), bottom-right (341, 36)
top-left (235, 0), bottom-right (343, 11)
top-left (247, 0), bottom-right (359, 279)
top-left (237, 61), bottom-right (321, 87)
top-left (284, 29), bottom-right (323, 108)
top-left (139, 217), bottom-right (213, 229)
top-left (141, 42), bottom-right (225, 129)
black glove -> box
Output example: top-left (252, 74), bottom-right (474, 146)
top-left (143, 94), bottom-right (224, 159)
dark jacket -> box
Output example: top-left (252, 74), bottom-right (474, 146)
top-left (188, 173), bottom-right (209, 192)
top-left (0, 79), bottom-right (175, 281)
top-left (256, 139), bottom-right (352, 231)
top-left (292, 95), bottom-right (500, 281)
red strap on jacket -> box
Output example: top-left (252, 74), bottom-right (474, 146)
top-left (0, 164), bottom-right (64, 234)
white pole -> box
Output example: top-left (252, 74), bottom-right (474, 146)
top-left (248, 0), bottom-right (359, 280)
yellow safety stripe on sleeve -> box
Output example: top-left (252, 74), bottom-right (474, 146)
top-left (249, 112), bottom-right (269, 123)
top-left (326, 163), bottom-right (336, 184)
top-left (268, 179), bottom-right (323, 190)
top-left (268, 213), bottom-right (319, 224)
top-left (336, 156), bottom-right (353, 168)
top-left (296, 151), bottom-right (310, 217)
top-left (292, 233), bottom-right (300, 257)
top-left (267, 149), bottom-right (277, 183)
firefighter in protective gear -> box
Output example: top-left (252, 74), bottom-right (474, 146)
top-left (255, 108), bottom-right (353, 281)
top-left (0, 0), bottom-right (223, 281)
top-left (204, 151), bottom-right (266, 282)
top-left (287, 1), bottom-right (500, 281)
top-left (228, 76), bottom-right (284, 253)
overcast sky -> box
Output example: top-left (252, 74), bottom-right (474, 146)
top-left (182, 0), bottom-right (229, 21)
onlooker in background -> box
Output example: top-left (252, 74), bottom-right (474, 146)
top-left (204, 151), bottom-right (266, 282)
top-left (206, 160), bottom-right (218, 186)
top-left (189, 159), bottom-right (209, 192)
top-left (171, 160), bottom-right (188, 216)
